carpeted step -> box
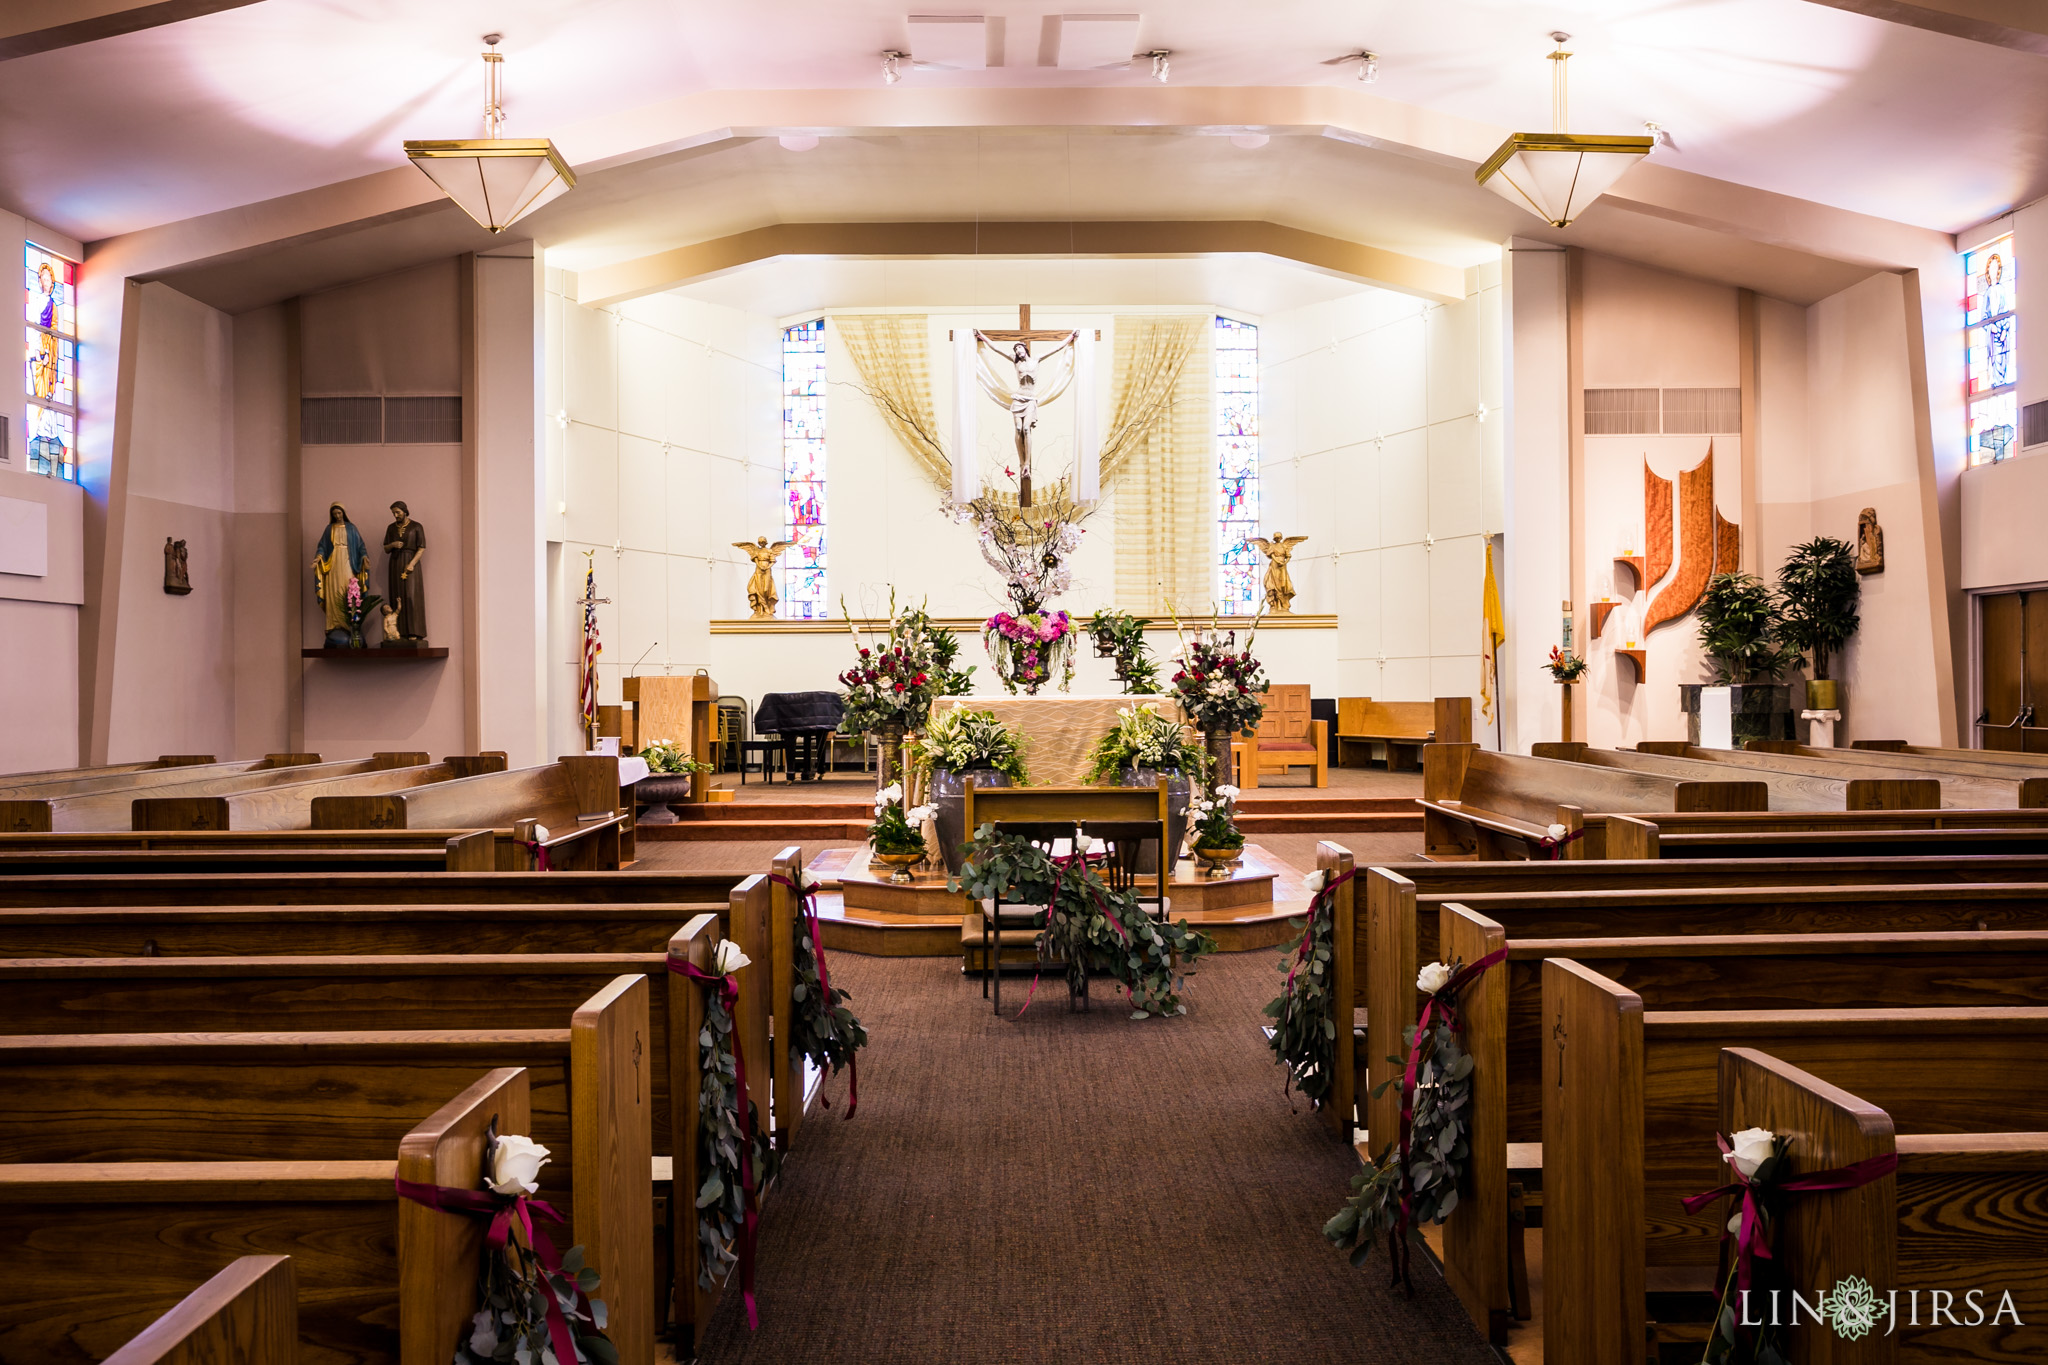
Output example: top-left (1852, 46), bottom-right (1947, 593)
top-left (668, 802), bottom-right (870, 821)
top-left (637, 818), bottom-right (870, 842)
top-left (1233, 796), bottom-right (1417, 815)
top-left (1235, 811), bottom-right (1422, 834)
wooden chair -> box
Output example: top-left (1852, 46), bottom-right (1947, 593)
top-left (1245, 684), bottom-right (1327, 788)
top-left (982, 820), bottom-right (1077, 1015)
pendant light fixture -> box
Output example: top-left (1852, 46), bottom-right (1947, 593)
top-left (1476, 33), bottom-right (1653, 228)
top-left (404, 35), bottom-right (576, 233)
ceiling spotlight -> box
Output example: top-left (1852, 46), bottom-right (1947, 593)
top-left (1643, 121), bottom-right (1668, 146)
top-left (1475, 32), bottom-right (1655, 228)
top-left (1323, 49), bottom-right (1380, 83)
top-left (1144, 49), bottom-right (1171, 83)
top-left (778, 134), bottom-right (819, 152)
top-left (882, 49), bottom-right (908, 84)
top-left (402, 35), bottom-right (576, 233)
top-left (1230, 133), bottom-right (1270, 150)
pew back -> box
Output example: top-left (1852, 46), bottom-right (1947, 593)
top-left (101, 1255), bottom-right (297, 1365)
top-left (134, 758), bottom-right (504, 832)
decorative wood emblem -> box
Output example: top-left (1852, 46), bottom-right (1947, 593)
top-left (1641, 441), bottom-right (1739, 636)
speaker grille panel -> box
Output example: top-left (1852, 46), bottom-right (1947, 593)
top-left (1584, 388), bottom-right (1660, 435)
top-left (300, 397), bottom-right (384, 445)
top-left (383, 396), bottom-right (462, 444)
top-left (2024, 399), bottom-right (2048, 450)
top-left (1660, 387), bottom-right (1743, 434)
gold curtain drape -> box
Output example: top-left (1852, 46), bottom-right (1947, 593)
top-left (832, 315), bottom-right (952, 490)
top-left (1110, 315), bottom-right (1213, 614)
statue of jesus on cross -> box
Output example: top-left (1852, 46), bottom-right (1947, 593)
top-left (956, 305), bottom-right (1098, 509)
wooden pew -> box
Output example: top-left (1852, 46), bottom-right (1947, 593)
top-left (1858, 738), bottom-right (2048, 767)
top-left (1336, 698), bottom-right (1435, 770)
top-left (0, 833), bottom-right (498, 876)
top-left (313, 758), bottom-right (629, 871)
top-left (0, 1066), bottom-right (519, 1365)
top-left (1430, 904), bottom-right (2048, 1346)
top-left (1605, 816), bottom-right (2048, 861)
top-left (0, 901), bottom-right (724, 956)
top-left (102, 1255), bottom-right (295, 1365)
top-left (1422, 744), bottom-right (1767, 860)
top-left (0, 756), bottom-right (281, 801)
top-left (1, 756), bottom-right (423, 834)
top-left (0, 980), bottom-right (655, 1365)
top-left (1542, 963), bottom-right (2048, 1362)
top-left (1750, 737), bottom-right (2048, 783)
top-left (1629, 740), bottom-right (2048, 809)
top-left (133, 756), bottom-right (508, 831)
top-left (1719, 1048), bottom-right (2048, 1362)
top-left (1538, 740), bottom-right (1952, 813)
top-left (0, 868), bottom-right (746, 908)
top-left (0, 756), bottom-right (216, 794)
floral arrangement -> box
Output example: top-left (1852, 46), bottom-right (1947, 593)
top-left (342, 575), bottom-right (383, 648)
top-left (837, 593), bottom-right (941, 735)
top-left (1085, 608), bottom-right (1161, 693)
top-left (1169, 619), bottom-right (1268, 735)
top-left (966, 494), bottom-right (1087, 614)
top-left (1190, 782), bottom-right (1244, 853)
top-left (1324, 957), bottom-right (1480, 1288)
top-left (1083, 702), bottom-right (1201, 785)
top-left (983, 609), bottom-right (1076, 695)
top-left (454, 1130), bottom-right (618, 1365)
top-left (953, 823), bottom-right (1218, 1016)
top-left (782, 868), bottom-right (869, 1103)
top-left (695, 939), bottom-right (780, 1298)
top-left (868, 783), bottom-right (935, 857)
top-left (903, 604), bottom-right (977, 696)
top-left (1264, 869), bottom-right (1341, 1106)
top-left (639, 738), bottom-right (711, 777)
top-left (913, 705), bottom-right (1029, 784)
top-left (1544, 646), bottom-right (1589, 683)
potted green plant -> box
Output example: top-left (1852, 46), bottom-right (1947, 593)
top-left (1085, 703), bottom-right (1201, 872)
top-left (1085, 608), bottom-right (1162, 693)
top-left (1774, 536), bottom-right (1861, 713)
top-left (633, 738), bottom-right (713, 824)
top-left (1685, 572), bottom-right (1804, 746)
top-left (867, 783), bottom-right (935, 884)
top-left (914, 705), bottom-right (1030, 873)
top-left (1188, 781), bottom-right (1245, 878)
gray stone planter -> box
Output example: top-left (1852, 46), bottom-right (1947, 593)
top-left (1119, 765), bottom-right (1191, 873)
top-left (930, 766), bottom-right (1011, 874)
top-left (1678, 683), bottom-right (1794, 747)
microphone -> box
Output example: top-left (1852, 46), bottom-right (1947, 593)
top-left (630, 643), bottom-right (658, 676)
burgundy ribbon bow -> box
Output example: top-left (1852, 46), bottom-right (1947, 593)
top-left (1388, 946), bottom-right (1509, 1290)
top-left (1535, 827), bottom-right (1585, 861)
top-left (519, 839), bottom-right (553, 872)
top-left (667, 957), bottom-right (762, 1330)
top-left (1277, 866), bottom-right (1361, 1106)
top-left (1681, 1136), bottom-right (1899, 1298)
top-left (768, 872), bottom-right (858, 1118)
top-left (393, 1176), bottom-right (580, 1364)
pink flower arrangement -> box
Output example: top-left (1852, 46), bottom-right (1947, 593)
top-left (982, 610), bottom-right (1075, 695)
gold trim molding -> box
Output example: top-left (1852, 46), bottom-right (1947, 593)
top-left (711, 615), bottom-right (1338, 635)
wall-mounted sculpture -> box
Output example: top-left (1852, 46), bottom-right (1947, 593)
top-left (162, 538), bottom-right (191, 595)
top-left (1856, 508), bottom-right (1884, 575)
top-left (1642, 441), bottom-right (1739, 635)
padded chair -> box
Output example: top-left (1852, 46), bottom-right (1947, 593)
top-left (1247, 683), bottom-right (1328, 787)
top-left (982, 820), bottom-right (1078, 1015)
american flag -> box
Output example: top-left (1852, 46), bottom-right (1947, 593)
top-left (580, 559), bottom-right (602, 742)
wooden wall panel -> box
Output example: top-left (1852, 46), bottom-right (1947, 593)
top-left (1643, 460), bottom-right (1674, 588)
top-left (1644, 444), bottom-right (1715, 635)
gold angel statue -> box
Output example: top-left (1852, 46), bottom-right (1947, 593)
top-left (1249, 534), bottom-right (1309, 615)
top-left (734, 535), bottom-right (794, 620)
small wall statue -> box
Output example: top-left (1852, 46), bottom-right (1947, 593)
top-left (1855, 507), bottom-right (1885, 575)
top-left (162, 538), bottom-right (191, 595)
top-left (382, 501), bottom-right (427, 642)
top-left (734, 534), bottom-right (794, 620)
top-left (312, 503), bottom-right (371, 646)
top-left (379, 602), bottom-right (403, 644)
top-left (1250, 534), bottom-right (1308, 614)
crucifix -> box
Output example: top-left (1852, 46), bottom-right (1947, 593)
top-left (951, 306), bottom-right (1102, 509)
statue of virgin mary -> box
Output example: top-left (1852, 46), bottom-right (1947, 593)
top-left (312, 503), bottom-right (369, 646)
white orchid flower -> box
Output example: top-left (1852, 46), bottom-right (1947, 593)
top-left (1216, 784), bottom-right (1239, 799)
top-left (878, 782), bottom-right (903, 804)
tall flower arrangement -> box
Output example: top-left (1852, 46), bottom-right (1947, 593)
top-left (968, 494), bottom-right (1089, 695)
top-left (836, 594), bottom-right (942, 736)
top-left (1169, 616), bottom-right (1269, 736)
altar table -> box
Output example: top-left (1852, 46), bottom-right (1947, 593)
top-left (935, 694), bottom-right (1187, 786)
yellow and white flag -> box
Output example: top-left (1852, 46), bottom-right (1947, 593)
top-left (1480, 542), bottom-right (1506, 723)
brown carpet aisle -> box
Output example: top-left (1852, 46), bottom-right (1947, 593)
top-left (693, 951), bottom-right (1497, 1365)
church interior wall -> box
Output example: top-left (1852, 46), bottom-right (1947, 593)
top-left (1502, 241), bottom-right (1570, 754)
top-left (1960, 198), bottom-right (2048, 595)
top-left (297, 259), bottom-right (469, 759)
top-left (229, 303), bottom-right (290, 761)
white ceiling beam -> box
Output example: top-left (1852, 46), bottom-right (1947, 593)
top-left (1802, 0), bottom-right (2048, 53)
top-left (0, 0), bottom-right (266, 60)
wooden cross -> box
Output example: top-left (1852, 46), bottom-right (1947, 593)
top-left (1552, 1011), bottom-right (1568, 1088)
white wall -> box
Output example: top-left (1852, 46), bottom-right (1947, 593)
top-left (1503, 241), bottom-right (1571, 753)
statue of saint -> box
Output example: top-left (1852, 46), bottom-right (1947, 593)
top-left (1249, 534), bottom-right (1309, 614)
top-left (162, 537), bottom-right (191, 595)
top-left (379, 603), bottom-right (403, 644)
top-left (382, 502), bottom-right (427, 641)
top-left (1855, 508), bottom-right (1884, 576)
top-left (734, 535), bottom-right (793, 620)
top-left (312, 503), bottom-right (369, 646)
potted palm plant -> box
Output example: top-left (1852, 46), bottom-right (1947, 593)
top-left (1775, 536), bottom-right (1861, 714)
top-left (1683, 572), bottom-right (1803, 746)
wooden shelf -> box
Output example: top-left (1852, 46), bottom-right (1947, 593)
top-left (1616, 648), bottom-right (1646, 682)
top-left (1590, 601), bottom-right (1619, 639)
top-left (1614, 555), bottom-right (1646, 587)
top-left (302, 646), bottom-right (449, 660)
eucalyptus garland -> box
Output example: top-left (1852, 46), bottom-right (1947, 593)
top-left (696, 981), bottom-right (780, 1291)
top-left (459, 1240), bottom-right (617, 1365)
top-left (786, 875), bottom-right (869, 1094)
top-left (1263, 893), bottom-right (1336, 1106)
top-left (953, 824), bottom-right (1217, 1017)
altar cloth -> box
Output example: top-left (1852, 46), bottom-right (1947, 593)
top-left (936, 694), bottom-right (1187, 785)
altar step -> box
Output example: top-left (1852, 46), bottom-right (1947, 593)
top-left (1234, 794), bottom-right (1421, 834)
top-left (637, 815), bottom-right (869, 842)
top-left (668, 801), bottom-right (869, 821)
top-left (639, 795), bottom-right (1420, 840)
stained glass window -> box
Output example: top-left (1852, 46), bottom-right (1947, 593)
top-left (1215, 316), bottom-right (1261, 614)
top-left (780, 318), bottom-right (828, 618)
top-left (1965, 234), bottom-right (2017, 466)
top-left (24, 244), bottom-right (79, 481)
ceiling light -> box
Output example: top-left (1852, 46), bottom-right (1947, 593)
top-left (1230, 133), bottom-right (1269, 150)
top-left (1475, 32), bottom-right (1654, 229)
top-left (778, 134), bottom-right (819, 152)
top-left (1643, 121), bottom-right (1668, 146)
top-left (1323, 49), bottom-right (1379, 83)
top-left (882, 49), bottom-right (908, 83)
top-left (403, 35), bottom-right (575, 234)
top-left (1144, 49), bottom-right (1171, 83)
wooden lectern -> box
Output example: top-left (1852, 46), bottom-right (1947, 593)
top-left (622, 673), bottom-right (720, 804)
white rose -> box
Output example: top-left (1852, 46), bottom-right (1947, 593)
top-left (1726, 1127), bottom-right (1776, 1181)
top-left (531, 824), bottom-right (550, 842)
top-left (1546, 823), bottom-right (1568, 840)
top-left (489, 1134), bottom-right (550, 1196)
top-left (712, 940), bottom-right (752, 975)
top-left (1416, 961), bottom-right (1453, 994)
top-left (1303, 870), bottom-right (1326, 894)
